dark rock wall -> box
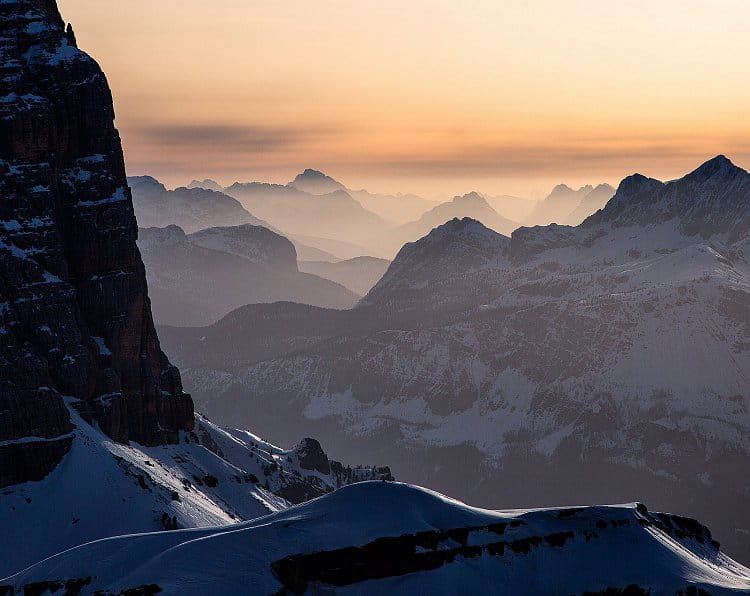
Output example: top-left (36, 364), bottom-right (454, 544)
top-left (0, 0), bottom-right (193, 487)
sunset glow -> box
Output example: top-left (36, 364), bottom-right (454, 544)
top-left (61, 0), bottom-right (750, 195)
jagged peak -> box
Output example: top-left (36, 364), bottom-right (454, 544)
top-left (289, 168), bottom-right (340, 184)
top-left (452, 191), bottom-right (489, 205)
top-left (615, 173), bottom-right (664, 196)
top-left (301, 168), bottom-right (327, 177)
top-left (682, 154), bottom-right (747, 183)
top-left (287, 168), bottom-right (345, 194)
top-left (419, 217), bottom-right (506, 246)
top-left (551, 183), bottom-right (573, 193)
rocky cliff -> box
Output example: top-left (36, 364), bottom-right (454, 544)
top-left (0, 0), bottom-right (193, 487)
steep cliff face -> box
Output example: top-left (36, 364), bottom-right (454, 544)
top-left (0, 0), bottom-right (193, 487)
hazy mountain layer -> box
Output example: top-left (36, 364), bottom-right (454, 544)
top-left (224, 182), bottom-right (392, 255)
top-left (525, 183), bottom-right (615, 226)
top-left (130, 176), bottom-right (268, 233)
top-left (138, 225), bottom-right (359, 326)
top-left (162, 157), bottom-right (750, 562)
top-left (300, 256), bottom-right (391, 296)
top-left (382, 192), bottom-right (519, 256)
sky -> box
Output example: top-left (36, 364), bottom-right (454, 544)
top-left (61, 0), bottom-right (750, 197)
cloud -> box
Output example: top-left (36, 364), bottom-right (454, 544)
top-left (132, 123), bottom-right (342, 154)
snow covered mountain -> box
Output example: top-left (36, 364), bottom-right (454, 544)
top-left (161, 157), bottom-right (750, 563)
top-left (138, 225), bottom-right (359, 326)
top-left (2, 0), bottom-right (748, 590)
top-left (130, 176), bottom-right (268, 233)
top-left (4, 482), bottom-right (749, 594)
top-left (0, 401), bottom-right (391, 578)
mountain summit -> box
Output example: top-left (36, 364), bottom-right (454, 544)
top-left (587, 155), bottom-right (750, 240)
top-left (288, 168), bottom-right (346, 195)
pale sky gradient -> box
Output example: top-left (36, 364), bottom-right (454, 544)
top-left (60, 0), bottom-right (750, 196)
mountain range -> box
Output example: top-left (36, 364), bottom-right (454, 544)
top-left (138, 224), bottom-right (359, 326)
top-left (381, 191), bottom-right (519, 257)
top-left (130, 175), bottom-right (268, 233)
top-left (525, 182), bottom-right (615, 226)
top-left (161, 156), bottom-right (750, 563)
top-left (1, 0), bottom-right (747, 590)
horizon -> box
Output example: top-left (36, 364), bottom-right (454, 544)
top-left (128, 153), bottom-right (746, 202)
top-left (60, 0), bottom-right (750, 197)
top-left (3, 0), bottom-right (750, 585)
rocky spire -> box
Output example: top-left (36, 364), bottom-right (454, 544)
top-left (0, 0), bottom-right (193, 487)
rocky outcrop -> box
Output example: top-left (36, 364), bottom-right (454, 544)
top-left (0, 0), bottom-right (193, 487)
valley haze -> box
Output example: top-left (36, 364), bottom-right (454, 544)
top-left (1, 0), bottom-right (749, 594)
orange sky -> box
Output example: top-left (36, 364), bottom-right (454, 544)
top-left (60, 0), bottom-right (750, 197)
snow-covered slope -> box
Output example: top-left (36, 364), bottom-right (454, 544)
top-left (4, 482), bottom-right (749, 595)
top-left (0, 398), bottom-right (391, 578)
top-left (161, 157), bottom-right (750, 563)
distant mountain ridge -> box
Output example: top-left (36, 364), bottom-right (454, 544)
top-left (287, 168), bottom-right (346, 194)
top-left (129, 175), bottom-right (269, 233)
top-left (299, 256), bottom-right (391, 295)
top-left (526, 182), bottom-right (615, 226)
top-left (224, 181), bottom-right (392, 256)
top-left (138, 224), bottom-right (360, 326)
top-left (161, 156), bottom-right (750, 562)
top-left (187, 178), bottom-right (224, 192)
top-left (381, 192), bottom-right (518, 257)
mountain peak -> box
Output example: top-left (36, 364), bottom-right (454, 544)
top-left (683, 154), bottom-right (746, 183)
top-left (187, 178), bottom-right (223, 192)
top-left (434, 216), bottom-right (489, 234)
top-left (453, 191), bottom-right (487, 205)
top-left (288, 169), bottom-right (345, 194)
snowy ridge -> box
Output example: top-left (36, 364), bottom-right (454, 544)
top-left (0, 400), bottom-right (391, 578)
top-left (4, 482), bottom-right (749, 594)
